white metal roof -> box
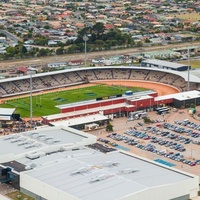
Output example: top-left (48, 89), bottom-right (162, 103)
top-left (128, 95), bottom-right (153, 102)
top-left (20, 149), bottom-right (194, 200)
top-left (0, 108), bottom-right (15, 115)
top-left (155, 90), bottom-right (200, 101)
top-left (50, 114), bottom-right (108, 127)
top-left (142, 59), bottom-right (189, 69)
top-left (190, 69), bottom-right (200, 78)
top-left (0, 126), bottom-right (95, 163)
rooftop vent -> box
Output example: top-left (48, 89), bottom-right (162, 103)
top-left (4, 135), bottom-right (19, 140)
top-left (90, 174), bottom-right (110, 183)
top-left (103, 161), bottom-right (119, 167)
top-left (70, 167), bottom-right (89, 175)
top-left (25, 163), bottom-right (37, 170)
top-left (120, 168), bottom-right (139, 174)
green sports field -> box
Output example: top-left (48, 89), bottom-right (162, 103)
top-left (0, 84), bottom-right (147, 118)
top-left (179, 60), bottom-right (200, 69)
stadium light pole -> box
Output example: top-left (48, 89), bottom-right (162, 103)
top-left (28, 70), bottom-right (35, 128)
top-left (187, 48), bottom-right (190, 91)
top-left (83, 35), bottom-right (88, 68)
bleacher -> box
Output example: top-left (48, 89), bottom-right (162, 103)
top-left (0, 67), bottom-right (198, 97)
top-left (129, 70), bottom-right (150, 80)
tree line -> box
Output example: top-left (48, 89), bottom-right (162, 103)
top-left (0, 22), bottom-right (143, 60)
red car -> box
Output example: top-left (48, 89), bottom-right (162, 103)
top-left (190, 162), bottom-right (196, 167)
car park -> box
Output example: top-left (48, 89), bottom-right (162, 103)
top-left (98, 116), bottom-right (200, 168)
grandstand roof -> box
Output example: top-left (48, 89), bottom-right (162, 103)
top-left (190, 69), bottom-right (200, 78)
top-left (19, 149), bottom-right (195, 200)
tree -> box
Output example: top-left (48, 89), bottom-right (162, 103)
top-left (34, 35), bottom-right (49, 46)
top-left (190, 103), bottom-right (196, 108)
top-left (27, 32), bottom-right (33, 38)
top-left (67, 44), bottom-right (79, 53)
top-left (106, 121), bottom-right (113, 132)
top-left (95, 39), bottom-right (104, 47)
top-left (14, 44), bottom-right (27, 54)
top-left (0, 33), bottom-right (6, 38)
top-left (143, 117), bottom-right (152, 124)
top-left (44, 24), bottom-right (51, 29)
top-left (56, 47), bottom-right (64, 55)
top-left (38, 48), bottom-right (48, 56)
top-left (136, 41), bottom-right (143, 47)
top-left (93, 22), bottom-right (105, 36)
top-left (145, 38), bottom-right (151, 43)
top-left (6, 46), bottom-right (16, 56)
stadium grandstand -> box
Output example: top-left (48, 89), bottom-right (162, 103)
top-left (0, 66), bottom-right (199, 97)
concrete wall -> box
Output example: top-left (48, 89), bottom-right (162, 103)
top-left (20, 173), bottom-right (79, 200)
top-left (121, 178), bottom-right (199, 200)
top-left (20, 172), bottom-right (198, 200)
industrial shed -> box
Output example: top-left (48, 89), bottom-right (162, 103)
top-left (155, 90), bottom-right (200, 108)
top-left (141, 59), bottom-right (190, 71)
top-left (0, 126), bottom-right (198, 200)
top-left (173, 90), bottom-right (200, 108)
top-left (0, 108), bottom-right (16, 121)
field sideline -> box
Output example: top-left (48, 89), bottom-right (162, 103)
top-left (179, 60), bottom-right (200, 69)
top-left (0, 84), bottom-right (146, 118)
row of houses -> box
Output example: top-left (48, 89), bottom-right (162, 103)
top-left (0, 0), bottom-right (200, 52)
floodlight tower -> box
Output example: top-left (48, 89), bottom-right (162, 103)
top-left (27, 70), bottom-right (36, 127)
top-left (83, 35), bottom-right (88, 68)
top-left (187, 48), bottom-right (190, 91)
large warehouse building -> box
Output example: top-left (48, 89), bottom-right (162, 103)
top-left (0, 126), bottom-right (198, 200)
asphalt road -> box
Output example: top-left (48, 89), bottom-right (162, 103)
top-left (0, 41), bottom-right (199, 69)
top-left (0, 30), bottom-right (19, 44)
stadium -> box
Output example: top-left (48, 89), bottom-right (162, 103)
top-left (1, 66), bottom-right (200, 120)
top-left (0, 66), bottom-right (200, 98)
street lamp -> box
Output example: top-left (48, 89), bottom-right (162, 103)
top-left (27, 70), bottom-right (36, 128)
top-left (83, 35), bottom-right (88, 68)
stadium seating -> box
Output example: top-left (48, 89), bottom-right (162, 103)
top-left (0, 68), bottom-right (196, 97)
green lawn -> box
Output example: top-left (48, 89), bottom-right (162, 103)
top-left (7, 191), bottom-right (35, 200)
top-left (0, 84), bottom-right (147, 118)
top-left (170, 12), bottom-right (200, 21)
top-left (179, 60), bottom-right (200, 69)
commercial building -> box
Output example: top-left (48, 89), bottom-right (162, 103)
top-left (0, 108), bottom-right (16, 121)
top-left (155, 90), bottom-right (200, 108)
top-left (42, 90), bottom-right (200, 128)
top-left (42, 91), bottom-right (157, 125)
top-left (141, 59), bottom-right (190, 71)
top-left (0, 126), bottom-right (198, 200)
